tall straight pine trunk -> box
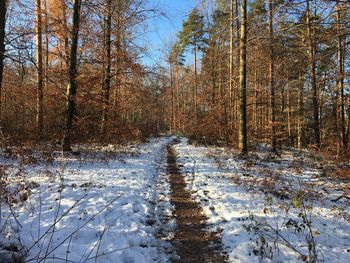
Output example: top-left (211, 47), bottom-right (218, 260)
top-left (170, 63), bottom-right (175, 133)
top-left (234, 0), bottom-right (240, 142)
top-left (336, 0), bottom-right (347, 148)
top-left (229, 0), bottom-right (234, 139)
top-left (239, 0), bottom-right (248, 153)
top-left (268, 0), bottom-right (276, 152)
top-left (36, 0), bottom-right (44, 133)
top-left (194, 42), bottom-right (198, 128)
top-left (44, 0), bottom-right (50, 91)
top-left (297, 73), bottom-right (304, 150)
top-left (0, 0), bottom-right (7, 126)
top-left (100, 0), bottom-right (112, 136)
top-left (62, 0), bottom-right (81, 151)
top-left (306, 0), bottom-right (321, 148)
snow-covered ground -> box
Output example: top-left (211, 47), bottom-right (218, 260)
top-left (174, 138), bottom-right (350, 263)
top-left (1, 136), bottom-right (349, 263)
top-left (0, 137), bottom-right (174, 263)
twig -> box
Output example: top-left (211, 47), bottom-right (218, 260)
top-left (331, 195), bottom-right (350, 202)
top-left (7, 197), bottom-right (23, 228)
top-left (43, 173), bottom-right (64, 263)
top-left (23, 193), bottom-right (88, 258)
top-left (33, 195), bottom-right (122, 263)
top-left (65, 235), bottom-right (73, 263)
top-left (266, 224), bottom-right (306, 258)
top-left (86, 246), bottom-right (133, 261)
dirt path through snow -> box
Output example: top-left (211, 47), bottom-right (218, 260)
top-left (166, 140), bottom-right (226, 263)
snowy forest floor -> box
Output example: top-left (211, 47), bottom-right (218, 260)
top-left (0, 136), bottom-right (349, 262)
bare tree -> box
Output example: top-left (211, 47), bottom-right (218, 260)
top-left (306, 0), bottom-right (321, 148)
top-left (229, 0), bottom-right (234, 138)
top-left (100, 0), bottom-right (112, 136)
top-left (238, 0), bottom-right (248, 153)
top-left (336, 0), bottom-right (347, 148)
top-left (0, 0), bottom-right (7, 126)
top-left (62, 0), bottom-right (82, 151)
top-left (36, 0), bottom-right (44, 133)
top-left (268, 0), bottom-right (276, 152)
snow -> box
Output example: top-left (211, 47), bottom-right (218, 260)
top-left (174, 138), bottom-right (350, 263)
top-left (0, 137), bottom-right (174, 263)
top-left (1, 136), bottom-right (349, 262)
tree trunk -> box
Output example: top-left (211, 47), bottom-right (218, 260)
top-left (60, 2), bottom-right (69, 95)
top-left (44, 0), bottom-right (49, 91)
top-left (297, 73), bottom-right (304, 151)
top-left (100, 0), bottom-right (112, 136)
top-left (170, 63), bottom-right (175, 133)
top-left (113, 8), bottom-right (123, 121)
top-left (0, 0), bottom-right (7, 126)
top-left (347, 94), bottom-right (350, 143)
top-left (234, 0), bottom-right (240, 142)
top-left (194, 42), bottom-right (198, 128)
top-left (239, 0), bottom-right (248, 153)
top-left (306, 0), bottom-right (321, 148)
top-left (336, 0), bottom-right (347, 148)
top-left (268, 0), bottom-right (277, 152)
top-left (287, 84), bottom-right (292, 145)
top-left (62, 0), bottom-right (82, 151)
top-left (36, 0), bottom-right (44, 133)
top-left (229, 0), bottom-right (234, 139)
top-left (61, 1), bottom-right (69, 65)
top-left (175, 65), bottom-right (181, 131)
top-left (253, 68), bottom-right (258, 136)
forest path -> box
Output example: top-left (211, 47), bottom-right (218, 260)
top-left (166, 140), bottom-right (226, 263)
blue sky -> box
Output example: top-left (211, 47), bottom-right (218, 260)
top-left (141, 0), bottom-right (199, 66)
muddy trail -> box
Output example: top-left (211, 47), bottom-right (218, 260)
top-left (166, 141), bottom-right (226, 263)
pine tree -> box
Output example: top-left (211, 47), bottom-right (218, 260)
top-left (239, 0), bottom-right (248, 153)
top-left (306, 0), bottom-right (321, 148)
top-left (229, 0), bottom-right (234, 139)
top-left (168, 42), bottom-right (184, 133)
top-left (178, 8), bottom-right (206, 127)
top-left (268, 0), bottom-right (276, 152)
top-left (336, 0), bottom-right (347, 148)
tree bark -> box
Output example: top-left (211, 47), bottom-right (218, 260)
top-left (57, 1), bottom-right (69, 92)
top-left (234, 0), bottom-right (240, 140)
top-left (336, 0), bottom-right (347, 148)
top-left (113, 6), bottom-right (123, 121)
top-left (60, 1), bottom-right (69, 65)
top-left (194, 42), bottom-right (198, 128)
top-left (253, 68), bottom-right (258, 136)
top-left (306, 0), bottom-right (321, 148)
top-left (297, 74), bottom-right (304, 150)
top-left (0, 0), bottom-right (7, 126)
top-left (287, 84), bottom-right (292, 145)
top-left (229, 0), bottom-right (234, 139)
top-left (36, 0), bottom-right (44, 133)
top-left (44, 0), bottom-right (49, 91)
top-left (62, 0), bottom-right (82, 151)
top-left (268, 0), bottom-right (277, 152)
top-left (176, 66), bottom-right (180, 131)
top-left (239, 0), bottom-right (248, 153)
top-left (100, 0), bottom-right (112, 136)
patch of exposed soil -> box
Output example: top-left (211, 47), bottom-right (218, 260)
top-left (167, 141), bottom-right (226, 263)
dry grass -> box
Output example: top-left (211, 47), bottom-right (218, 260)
top-left (331, 167), bottom-right (350, 181)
